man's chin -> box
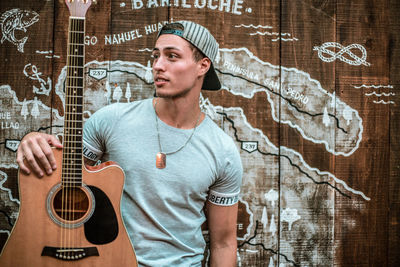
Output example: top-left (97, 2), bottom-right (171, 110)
top-left (155, 88), bottom-right (191, 99)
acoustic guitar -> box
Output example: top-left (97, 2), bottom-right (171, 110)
top-left (0, 1), bottom-right (137, 266)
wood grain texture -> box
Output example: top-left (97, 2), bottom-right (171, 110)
top-left (0, 0), bottom-right (399, 266)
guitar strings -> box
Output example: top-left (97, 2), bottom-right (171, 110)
top-left (59, 15), bottom-right (85, 259)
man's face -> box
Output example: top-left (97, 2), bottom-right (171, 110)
top-left (152, 34), bottom-right (202, 98)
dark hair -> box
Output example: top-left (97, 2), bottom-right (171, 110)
top-left (162, 23), bottom-right (206, 62)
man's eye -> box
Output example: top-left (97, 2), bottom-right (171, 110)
top-left (151, 54), bottom-right (159, 59)
top-left (168, 54), bottom-right (178, 59)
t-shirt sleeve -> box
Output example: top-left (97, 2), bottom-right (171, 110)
top-left (208, 138), bottom-right (243, 206)
top-left (83, 104), bottom-right (118, 162)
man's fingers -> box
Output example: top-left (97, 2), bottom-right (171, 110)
top-left (20, 142), bottom-right (44, 177)
top-left (27, 139), bottom-right (54, 176)
top-left (16, 150), bottom-right (30, 175)
top-left (16, 132), bottom-right (62, 178)
top-left (47, 135), bottom-right (63, 148)
top-left (38, 137), bottom-right (57, 171)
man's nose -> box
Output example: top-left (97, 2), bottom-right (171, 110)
top-left (152, 56), bottom-right (166, 72)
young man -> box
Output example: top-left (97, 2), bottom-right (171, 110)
top-left (16, 21), bottom-right (243, 266)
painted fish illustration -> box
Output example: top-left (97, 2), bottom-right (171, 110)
top-left (0, 8), bottom-right (39, 53)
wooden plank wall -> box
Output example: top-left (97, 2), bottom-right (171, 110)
top-left (0, 0), bottom-right (399, 266)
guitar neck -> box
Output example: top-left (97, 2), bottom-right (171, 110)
top-left (62, 16), bottom-right (86, 187)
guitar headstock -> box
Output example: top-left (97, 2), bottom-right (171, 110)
top-left (65, 0), bottom-right (92, 18)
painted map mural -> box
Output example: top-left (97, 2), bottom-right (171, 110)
top-left (0, 0), bottom-right (399, 266)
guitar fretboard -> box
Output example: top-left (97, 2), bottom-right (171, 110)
top-left (62, 17), bottom-right (85, 187)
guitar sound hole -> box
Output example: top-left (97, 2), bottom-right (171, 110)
top-left (53, 187), bottom-right (89, 221)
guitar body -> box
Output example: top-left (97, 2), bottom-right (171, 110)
top-left (0, 148), bottom-right (137, 267)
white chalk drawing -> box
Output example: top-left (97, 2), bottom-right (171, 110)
top-left (144, 60), bottom-right (153, 82)
top-left (0, 168), bottom-right (19, 205)
top-left (353, 84), bottom-right (393, 89)
top-left (23, 63), bottom-right (52, 95)
top-left (271, 37), bottom-right (299, 42)
top-left (366, 91), bottom-right (396, 105)
top-left (261, 206), bottom-right (268, 229)
top-left (249, 31), bottom-right (291, 36)
top-left (235, 24), bottom-right (273, 29)
top-left (125, 82), bottom-right (132, 102)
top-left (35, 50), bottom-right (60, 58)
top-left (281, 208), bottom-right (301, 231)
top-left (138, 48), bottom-right (152, 52)
top-left (239, 24), bottom-right (297, 42)
top-left (21, 98), bottom-right (29, 119)
top-left (373, 100), bottom-right (395, 105)
top-left (265, 189), bottom-right (278, 207)
top-left (323, 107), bottom-right (331, 127)
top-left (89, 68), bottom-right (107, 80)
top-left (105, 81), bottom-right (112, 103)
top-left (241, 141), bottom-right (258, 153)
top-left (269, 214), bottom-right (277, 234)
top-left (365, 92), bottom-right (395, 97)
top-left (30, 97), bottom-right (40, 118)
top-left (5, 140), bottom-right (20, 152)
top-left (220, 47), bottom-right (364, 157)
top-left (0, 9), bottom-right (39, 52)
top-left (130, 0), bottom-right (248, 15)
top-left (342, 105), bottom-right (353, 125)
top-left (313, 42), bottom-right (371, 66)
top-left (268, 257), bottom-right (274, 267)
top-left (113, 84), bottom-right (123, 102)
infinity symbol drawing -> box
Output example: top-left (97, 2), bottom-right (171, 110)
top-left (313, 42), bottom-right (371, 66)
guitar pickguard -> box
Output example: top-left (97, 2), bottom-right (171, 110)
top-left (84, 185), bottom-right (119, 245)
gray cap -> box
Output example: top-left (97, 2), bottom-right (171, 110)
top-left (157, 21), bottom-right (221, 90)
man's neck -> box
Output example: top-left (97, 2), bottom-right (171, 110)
top-left (154, 94), bottom-right (203, 129)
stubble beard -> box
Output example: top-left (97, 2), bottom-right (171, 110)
top-left (155, 86), bottom-right (193, 99)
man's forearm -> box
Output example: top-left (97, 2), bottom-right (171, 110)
top-left (209, 242), bottom-right (237, 267)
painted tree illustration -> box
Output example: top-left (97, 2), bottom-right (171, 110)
top-left (30, 97), bottom-right (40, 119)
top-left (113, 84), bottom-right (123, 103)
top-left (323, 107), bottom-right (331, 127)
top-left (265, 189), bottom-right (278, 207)
top-left (268, 257), bottom-right (274, 267)
top-left (281, 208), bottom-right (301, 231)
top-left (105, 80), bottom-right (112, 103)
top-left (145, 60), bottom-right (153, 82)
top-left (21, 98), bottom-right (29, 120)
top-left (330, 92), bottom-right (336, 108)
top-left (342, 105), bottom-right (353, 125)
top-left (261, 206), bottom-right (268, 229)
top-left (269, 214), bottom-right (276, 234)
top-left (125, 82), bottom-right (132, 102)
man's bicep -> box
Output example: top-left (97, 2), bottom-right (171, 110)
top-left (206, 201), bottom-right (238, 241)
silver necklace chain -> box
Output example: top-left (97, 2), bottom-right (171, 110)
top-left (154, 99), bottom-right (202, 155)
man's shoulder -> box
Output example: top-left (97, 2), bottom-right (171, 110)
top-left (202, 116), bottom-right (238, 152)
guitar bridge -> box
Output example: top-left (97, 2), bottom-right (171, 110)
top-left (41, 246), bottom-right (99, 261)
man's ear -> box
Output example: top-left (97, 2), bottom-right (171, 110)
top-left (198, 57), bottom-right (211, 77)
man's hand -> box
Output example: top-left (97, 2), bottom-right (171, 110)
top-left (16, 132), bottom-right (63, 178)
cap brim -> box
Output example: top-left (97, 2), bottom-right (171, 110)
top-left (202, 63), bottom-right (221, 90)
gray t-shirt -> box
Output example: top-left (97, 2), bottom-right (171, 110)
top-left (83, 98), bottom-right (243, 266)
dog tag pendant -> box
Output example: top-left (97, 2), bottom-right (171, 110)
top-left (156, 152), bottom-right (166, 169)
